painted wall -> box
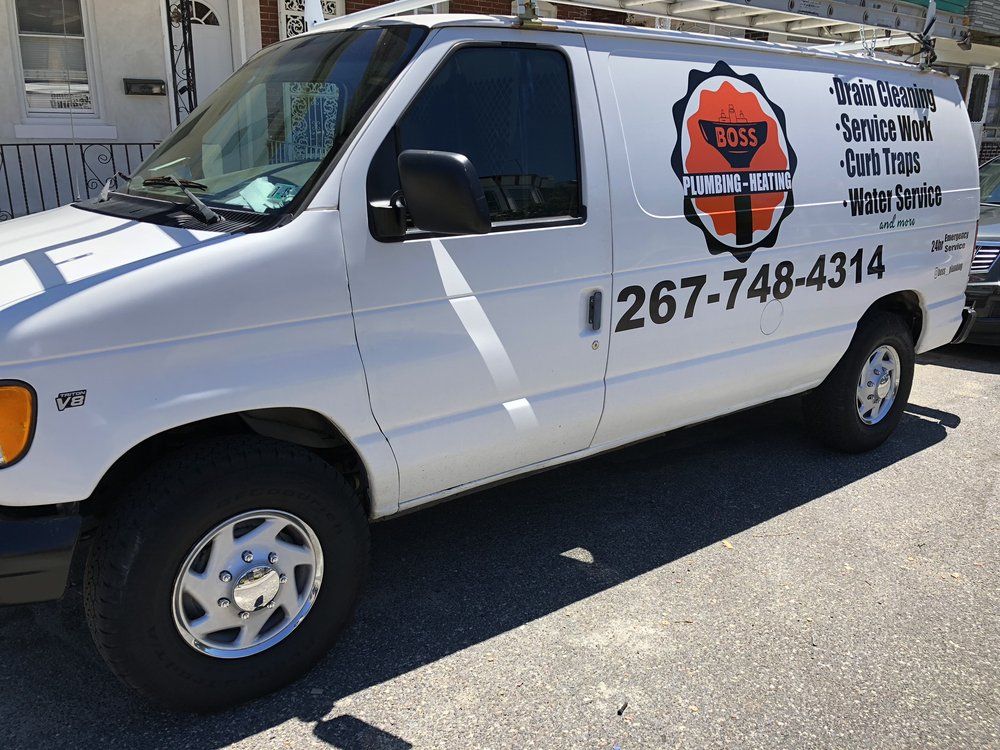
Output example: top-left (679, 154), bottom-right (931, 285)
top-left (89, 0), bottom-right (174, 143)
top-left (0, 3), bottom-right (20, 142)
top-left (0, 0), bottom-right (264, 145)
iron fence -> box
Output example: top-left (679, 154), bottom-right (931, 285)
top-left (0, 142), bottom-right (158, 221)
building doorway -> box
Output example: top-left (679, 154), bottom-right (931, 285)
top-left (189, 0), bottom-right (236, 103)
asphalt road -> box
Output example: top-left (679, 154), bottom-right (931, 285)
top-left (1, 344), bottom-right (997, 750)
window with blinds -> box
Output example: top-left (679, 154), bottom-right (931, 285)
top-left (15, 0), bottom-right (93, 114)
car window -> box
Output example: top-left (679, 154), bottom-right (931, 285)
top-left (397, 46), bottom-right (581, 224)
top-left (125, 26), bottom-right (427, 215)
top-left (980, 158), bottom-right (1000, 204)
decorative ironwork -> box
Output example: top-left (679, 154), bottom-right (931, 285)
top-left (0, 142), bottom-right (158, 221)
top-left (288, 82), bottom-right (341, 159)
top-left (281, 0), bottom-right (307, 39)
top-left (280, 0), bottom-right (341, 39)
top-left (166, 0), bottom-right (198, 124)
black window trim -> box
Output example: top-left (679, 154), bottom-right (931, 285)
top-left (368, 39), bottom-right (588, 244)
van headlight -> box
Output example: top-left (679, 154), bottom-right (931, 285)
top-left (0, 383), bottom-right (35, 467)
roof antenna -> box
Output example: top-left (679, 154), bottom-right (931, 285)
top-left (305, 0), bottom-right (325, 30)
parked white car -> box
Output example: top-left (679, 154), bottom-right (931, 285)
top-left (0, 13), bottom-right (978, 710)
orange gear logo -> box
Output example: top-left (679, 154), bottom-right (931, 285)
top-left (671, 62), bottom-right (797, 262)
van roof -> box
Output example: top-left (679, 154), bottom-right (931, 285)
top-left (309, 13), bottom-right (948, 77)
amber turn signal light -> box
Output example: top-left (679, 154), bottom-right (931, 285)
top-left (0, 384), bottom-right (35, 467)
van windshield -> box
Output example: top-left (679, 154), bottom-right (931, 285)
top-left (981, 157), bottom-right (1000, 204)
top-left (126, 26), bottom-right (426, 214)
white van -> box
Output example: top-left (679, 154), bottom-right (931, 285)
top-left (0, 13), bottom-right (979, 709)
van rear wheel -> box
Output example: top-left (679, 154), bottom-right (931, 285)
top-left (83, 436), bottom-right (369, 711)
top-left (803, 310), bottom-right (914, 453)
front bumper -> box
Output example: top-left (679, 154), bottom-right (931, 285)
top-left (965, 282), bottom-right (1000, 345)
top-left (0, 509), bottom-right (81, 605)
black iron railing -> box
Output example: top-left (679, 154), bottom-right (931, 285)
top-left (165, 0), bottom-right (198, 124)
top-left (0, 142), bottom-right (158, 221)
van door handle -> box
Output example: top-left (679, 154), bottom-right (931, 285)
top-left (587, 290), bottom-right (602, 331)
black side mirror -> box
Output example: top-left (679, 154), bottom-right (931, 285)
top-left (397, 150), bottom-right (490, 235)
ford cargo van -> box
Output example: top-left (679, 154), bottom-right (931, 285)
top-left (0, 14), bottom-right (979, 709)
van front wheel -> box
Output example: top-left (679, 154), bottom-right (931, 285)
top-left (83, 436), bottom-right (369, 711)
top-left (803, 311), bottom-right (914, 453)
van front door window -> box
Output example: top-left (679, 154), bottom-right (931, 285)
top-left (395, 45), bottom-right (582, 226)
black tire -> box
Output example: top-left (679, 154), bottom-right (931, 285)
top-left (84, 436), bottom-right (369, 712)
top-left (803, 310), bottom-right (914, 453)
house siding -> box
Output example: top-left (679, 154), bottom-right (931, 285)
top-left (0, 0), bottom-right (173, 143)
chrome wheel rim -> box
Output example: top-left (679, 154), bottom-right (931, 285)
top-left (171, 510), bottom-right (323, 659)
top-left (856, 344), bottom-right (901, 426)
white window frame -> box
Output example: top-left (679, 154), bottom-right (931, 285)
top-left (188, 0), bottom-right (221, 25)
top-left (8, 0), bottom-right (105, 122)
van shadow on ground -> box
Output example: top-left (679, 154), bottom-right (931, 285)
top-left (3, 389), bottom-right (963, 749)
top-left (918, 342), bottom-right (1000, 375)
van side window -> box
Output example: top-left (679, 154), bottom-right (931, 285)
top-left (968, 73), bottom-right (990, 122)
top-left (368, 45), bottom-right (582, 239)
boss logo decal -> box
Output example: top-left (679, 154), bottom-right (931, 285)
top-left (671, 61), bottom-right (797, 262)
top-left (56, 390), bottom-right (87, 411)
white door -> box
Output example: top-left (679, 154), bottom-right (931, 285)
top-left (338, 28), bottom-right (612, 504)
top-left (190, 0), bottom-right (235, 103)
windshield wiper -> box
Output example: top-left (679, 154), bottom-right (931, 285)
top-left (97, 171), bottom-right (133, 202)
top-left (142, 175), bottom-right (220, 224)
top-left (142, 175), bottom-right (209, 190)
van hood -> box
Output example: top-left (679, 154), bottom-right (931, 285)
top-left (0, 205), bottom-right (349, 369)
top-left (0, 205), bottom-right (223, 312)
top-left (0, 205), bottom-right (234, 366)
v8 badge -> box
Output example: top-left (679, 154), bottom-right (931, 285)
top-left (56, 390), bottom-right (87, 411)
